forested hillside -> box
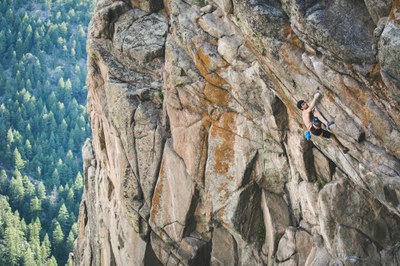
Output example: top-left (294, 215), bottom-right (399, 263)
top-left (0, 0), bottom-right (92, 265)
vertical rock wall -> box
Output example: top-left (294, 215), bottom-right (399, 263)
top-left (74, 0), bottom-right (400, 265)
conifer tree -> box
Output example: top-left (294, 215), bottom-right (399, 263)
top-left (47, 256), bottom-right (58, 266)
top-left (9, 173), bottom-right (25, 206)
top-left (29, 197), bottom-right (42, 219)
top-left (66, 229), bottom-right (75, 253)
top-left (14, 148), bottom-right (25, 170)
top-left (24, 246), bottom-right (36, 266)
top-left (57, 203), bottom-right (70, 231)
top-left (52, 221), bottom-right (64, 247)
top-left (0, 170), bottom-right (7, 193)
top-left (41, 233), bottom-right (51, 262)
top-left (37, 182), bottom-right (46, 200)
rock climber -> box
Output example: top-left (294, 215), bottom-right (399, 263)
top-left (297, 92), bottom-right (349, 154)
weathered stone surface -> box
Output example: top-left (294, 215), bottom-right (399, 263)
top-left (214, 0), bottom-right (232, 14)
top-left (210, 226), bottom-right (238, 265)
top-left (379, 21), bottom-right (400, 103)
top-left (288, 0), bottom-right (377, 64)
top-left (364, 0), bottom-right (392, 24)
top-left (89, 1), bottom-right (130, 39)
top-left (198, 10), bottom-right (237, 38)
top-left (276, 227), bottom-right (296, 262)
top-left (261, 190), bottom-right (291, 265)
top-left (380, 243), bottom-right (400, 265)
top-left (318, 179), bottom-right (400, 255)
top-left (298, 181), bottom-right (319, 225)
top-left (305, 233), bottom-right (332, 266)
top-left (113, 12), bottom-right (168, 62)
top-left (176, 236), bottom-right (211, 265)
top-left (312, 148), bottom-right (334, 184)
top-left (75, 0), bottom-right (400, 265)
top-left (130, 0), bottom-right (164, 13)
top-left (150, 140), bottom-right (195, 243)
top-left (295, 229), bottom-right (312, 266)
top-left (217, 36), bottom-right (242, 64)
top-left (336, 225), bottom-right (380, 265)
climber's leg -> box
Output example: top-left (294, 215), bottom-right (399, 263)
top-left (310, 125), bottom-right (349, 153)
top-left (313, 107), bottom-right (335, 129)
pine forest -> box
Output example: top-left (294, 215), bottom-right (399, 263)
top-left (0, 0), bottom-right (93, 265)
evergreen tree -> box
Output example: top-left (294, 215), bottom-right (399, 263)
top-left (47, 256), bottom-right (58, 266)
top-left (57, 203), bottom-right (70, 231)
top-left (9, 173), bottom-right (25, 206)
top-left (37, 182), bottom-right (46, 200)
top-left (66, 229), bottom-right (75, 253)
top-left (41, 233), bottom-right (51, 262)
top-left (14, 147), bottom-right (25, 170)
top-left (52, 221), bottom-right (64, 247)
top-left (3, 223), bottom-right (24, 265)
top-left (24, 246), bottom-right (36, 266)
top-left (29, 197), bottom-right (42, 219)
top-left (23, 175), bottom-right (35, 198)
top-left (0, 170), bottom-right (7, 193)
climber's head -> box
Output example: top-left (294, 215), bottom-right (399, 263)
top-left (297, 100), bottom-right (308, 110)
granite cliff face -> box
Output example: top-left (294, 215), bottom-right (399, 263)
top-left (74, 0), bottom-right (400, 265)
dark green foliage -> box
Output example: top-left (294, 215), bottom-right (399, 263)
top-left (255, 224), bottom-right (266, 242)
top-left (0, 0), bottom-right (93, 265)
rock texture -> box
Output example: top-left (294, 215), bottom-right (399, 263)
top-left (74, 0), bottom-right (400, 265)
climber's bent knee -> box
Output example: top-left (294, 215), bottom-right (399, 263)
top-left (310, 125), bottom-right (331, 139)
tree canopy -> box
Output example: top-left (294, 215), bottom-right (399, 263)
top-left (0, 0), bottom-right (93, 264)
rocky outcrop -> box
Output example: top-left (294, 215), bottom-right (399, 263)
top-left (74, 0), bottom-right (400, 265)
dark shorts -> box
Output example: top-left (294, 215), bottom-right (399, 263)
top-left (310, 125), bottom-right (331, 138)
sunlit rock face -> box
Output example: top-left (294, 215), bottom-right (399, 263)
top-left (74, 0), bottom-right (400, 265)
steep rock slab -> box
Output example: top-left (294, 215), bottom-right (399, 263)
top-left (286, 0), bottom-right (376, 64)
top-left (261, 190), bottom-right (291, 265)
top-left (74, 0), bottom-right (167, 264)
top-left (210, 226), bottom-right (238, 265)
top-left (75, 0), bottom-right (400, 265)
top-left (150, 140), bottom-right (195, 243)
top-left (318, 179), bottom-right (400, 261)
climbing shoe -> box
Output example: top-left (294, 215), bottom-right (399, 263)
top-left (327, 121), bottom-right (335, 130)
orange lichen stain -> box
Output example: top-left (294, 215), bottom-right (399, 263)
top-left (282, 25), bottom-right (303, 49)
top-left (280, 43), bottom-right (308, 75)
top-left (190, 36), bottom-right (230, 88)
top-left (217, 182), bottom-right (228, 193)
top-left (194, 38), bottom-right (229, 71)
top-left (204, 82), bottom-right (230, 107)
top-left (211, 112), bottom-right (236, 175)
top-left (193, 54), bottom-right (227, 87)
top-left (389, 1), bottom-right (400, 22)
top-left (150, 159), bottom-right (165, 222)
top-left (336, 76), bottom-right (373, 127)
top-left (216, 207), bottom-right (228, 227)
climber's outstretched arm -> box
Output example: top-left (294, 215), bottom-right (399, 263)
top-left (305, 93), bottom-right (321, 113)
